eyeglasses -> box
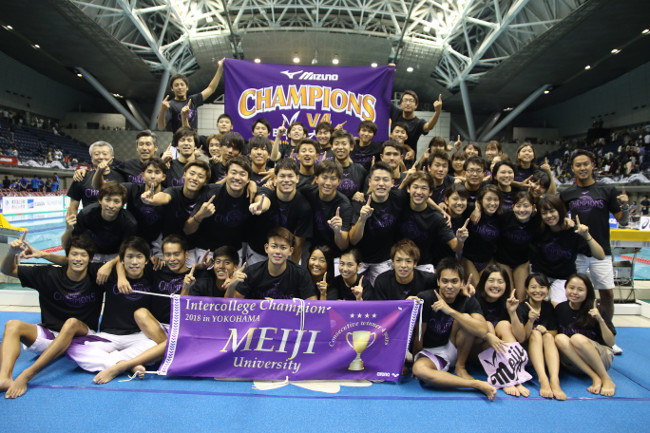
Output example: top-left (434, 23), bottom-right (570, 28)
top-left (466, 169), bottom-right (484, 175)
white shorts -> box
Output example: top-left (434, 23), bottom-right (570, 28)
top-left (187, 247), bottom-right (245, 267)
top-left (245, 248), bottom-right (267, 266)
top-left (415, 264), bottom-right (435, 274)
top-left (414, 340), bottom-right (458, 372)
top-left (66, 331), bottom-right (157, 372)
top-left (549, 278), bottom-right (567, 303)
top-left (358, 259), bottom-right (393, 285)
top-left (25, 325), bottom-right (57, 354)
top-left (25, 325), bottom-right (96, 354)
top-left (575, 254), bottom-right (615, 291)
top-left (91, 253), bottom-right (118, 264)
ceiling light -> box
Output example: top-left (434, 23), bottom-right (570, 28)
top-left (76, 73), bottom-right (83, 78)
top-left (2, 25), bottom-right (13, 31)
top-left (503, 107), bottom-right (514, 111)
top-left (642, 29), bottom-right (649, 35)
top-left (584, 65), bottom-right (591, 70)
top-left (32, 44), bottom-right (40, 49)
top-left (406, 66), bottom-right (414, 72)
top-left (254, 58), bottom-right (261, 63)
top-left (543, 90), bottom-right (550, 94)
top-left (112, 93), bottom-right (123, 98)
top-left (371, 63), bottom-right (378, 68)
top-left (611, 48), bottom-right (620, 54)
top-left (293, 56), bottom-right (300, 64)
top-left (332, 57), bottom-right (339, 65)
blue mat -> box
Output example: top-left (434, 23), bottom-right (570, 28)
top-left (1, 312), bottom-right (649, 432)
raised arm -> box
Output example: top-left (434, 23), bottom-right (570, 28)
top-left (200, 59), bottom-right (224, 100)
top-left (423, 94), bottom-right (442, 132)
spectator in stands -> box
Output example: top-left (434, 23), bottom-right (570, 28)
top-left (30, 176), bottom-right (39, 192)
top-left (11, 148), bottom-right (18, 158)
top-left (2, 175), bottom-right (10, 189)
top-left (51, 176), bottom-right (60, 193)
top-left (45, 178), bottom-right (52, 192)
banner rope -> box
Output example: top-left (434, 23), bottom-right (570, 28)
top-left (417, 298), bottom-right (424, 342)
top-left (131, 290), bottom-right (172, 298)
top-left (293, 297), bottom-right (306, 332)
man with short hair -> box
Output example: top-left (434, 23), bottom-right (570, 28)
top-left (350, 162), bottom-right (408, 283)
top-left (234, 227), bottom-right (317, 300)
top-left (157, 60), bottom-right (224, 132)
top-left (248, 136), bottom-right (273, 186)
top-left (296, 139), bottom-right (320, 189)
top-left (331, 129), bottom-right (367, 201)
top-left (67, 141), bottom-right (124, 217)
top-left (247, 158), bottom-right (313, 264)
top-left (165, 126), bottom-right (199, 187)
top-left (390, 90), bottom-right (442, 155)
top-left (427, 150), bottom-right (455, 204)
top-left (116, 130), bottom-right (159, 184)
top-left (560, 149), bottom-right (628, 330)
top-left (373, 239), bottom-right (437, 300)
top-left (210, 132), bottom-right (245, 182)
top-left (0, 235), bottom-right (104, 398)
top-left (378, 140), bottom-right (407, 188)
top-left (463, 156), bottom-right (489, 204)
top-left (62, 181), bottom-right (138, 263)
top-left (412, 257), bottom-right (496, 401)
top-left (217, 113), bottom-right (234, 134)
top-left (300, 159), bottom-right (352, 255)
top-left (271, 121), bottom-right (308, 161)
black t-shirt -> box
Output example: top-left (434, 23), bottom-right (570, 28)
top-left (463, 213), bottom-right (500, 263)
top-left (352, 189), bottom-right (408, 263)
top-left (236, 260), bottom-right (317, 299)
top-left (516, 301), bottom-right (557, 332)
top-left (495, 210), bottom-right (539, 267)
top-left (477, 296), bottom-right (509, 327)
top-left (191, 183), bottom-right (253, 250)
top-left (297, 172), bottom-right (315, 190)
top-left (300, 185), bottom-right (353, 256)
top-left (514, 166), bottom-right (536, 183)
top-left (338, 162), bottom-right (367, 199)
top-left (159, 185), bottom-right (214, 238)
top-left (498, 187), bottom-right (521, 211)
top-left (431, 175), bottom-right (455, 204)
top-left (555, 301), bottom-right (616, 346)
top-left (151, 266), bottom-right (193, 324)
top-left (210, 162), bottom-right (226, 183)
top-left (165, 159), bottom-right (187, 188)
top-left (390, 105), bottom-right (428, 150)
top-left (164, 92), bottom-right (204, 132)
top-left (329, 274), bottom-right (374, 301)
top-left (419, 289), bottom-right (482, 348)
top-left (430, 206), bottom-right (473, 267)
top-left (560, 182), bottom-right (620, 256)
top-left (247, 188), bottom-right (313, 255)
top-left (188, 271), bottom-right (227, 298)
top-left (116, 158), bottom-right (145, 184)
top-left (100, 268), bottom-right (154, 335)
top-left (530, 228), bottom-right (582, 279)
top-left (67, 169), bottom-right (125, 207)
top-left (72, 203), bottom-right (138, 254)
top-left (124, 183), bottom-right (165, 243)
top-left (17, 264), bottom-right (104, 332)
top-left (398, 204), bottom-right (454, 266)
top-left (350, 141), bottom-right (382, 172)
top-left (374, 269), bottom-right (437, 300)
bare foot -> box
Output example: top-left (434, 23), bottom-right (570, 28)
top-left (454, 366), bottom-right (474, 381)
top-left (600, 377), bottom-right (615, 397)
top-left (551, 382), bottom-right (567, 401)
top-left (5, 377), bottom-right (27, 399)
top-left (539, 383), bottom-right (553, 399)
top-left (132, 365), bottom-right (145, 380)
top-left (94, 361), bottom-right (128, 384)
top-left (516, 384), bottom-right (530, 397)
top-left (473, 380), bottom-right (497, 401)
top-left (0, 378), bottom-right (14, 392)
top-left (587, 377), bottom-right (602, 395)
top-left (503, 385), bottom-right (520, 396)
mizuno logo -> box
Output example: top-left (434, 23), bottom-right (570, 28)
top-left (280, 70), bottom-right (339, 81)
top-left (280, 70), bottom-right (303, 79)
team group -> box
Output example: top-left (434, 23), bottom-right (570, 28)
top-left (0, 65), bottom-right (629, 400)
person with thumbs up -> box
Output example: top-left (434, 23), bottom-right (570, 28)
top-left (555, 274), bottom-right (617, 397)
top-left (390, 90), bottom-right (442, 156)
top-left (411, 257), bottom-right (496, 401)
top-left (350, 162), bottom-right (408, 283)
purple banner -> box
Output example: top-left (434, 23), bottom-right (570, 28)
top-left (158, 296), bottom-right (420, 381)
top-left (224, 58), bottom-right (394, 141)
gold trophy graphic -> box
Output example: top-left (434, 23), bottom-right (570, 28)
top-left (346, 330), bottom-right (376, 371)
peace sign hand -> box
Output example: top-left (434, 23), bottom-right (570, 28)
top-left (574, 215), bottom-right (591, 239)
top-left (221, 262), bottom-right (248, 290)
top-left (462, 274), bottom-right (475, 297)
